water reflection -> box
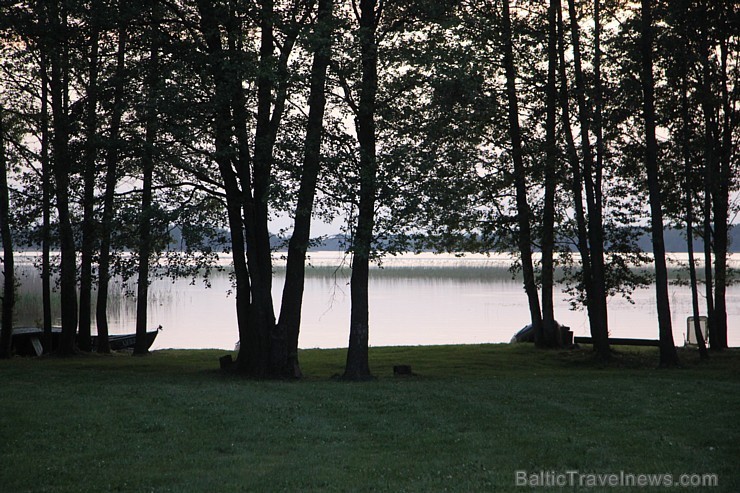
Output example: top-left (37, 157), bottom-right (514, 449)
top-left (7, 252), bottom-right (739, 349)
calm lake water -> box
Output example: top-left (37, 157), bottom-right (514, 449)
top-left (11, 252), bottom-right (740, 349)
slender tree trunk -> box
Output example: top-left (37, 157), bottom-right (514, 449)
top-left (501, 0), bottom-right (544, 342)
top-left (556, 1), bottom-right (599, 349)
top-left (196, 0), bottom-right (255, 375)
top-left (687, 219), bottom-right (708, 359)
top-left (79, 6), bottom-right (101, 352)
top-left (230, 72), bottom-right (262, 375)
top-left (680, 38), bottom-right (708, 359)
top-left (253, 0), bottom-right (277, 290)
top-left (96, 8), bottom-right (127, 355)
top-left (541, 0), bottom-right (559, 346)
top-left (566, 0), bottom-right (610, 360)
top-left (39, 45), bottom-right (53, 353)
top-left (711, 36), bottom-right (731, 350)
top-left (640, 0), bottom-right (679, 367)
top-left (591, 0), bottom-right (608, 344)
top-left (702, 179), bottom-right (715, 344)
top-left (277, 0), bottom-right (334, 378)
top-left (134, 3), bottom-right (161, 356)
top-left (49, 0), bottom-right (78, 355)
top-left (343, 0), bottom-right (378, 381)
top-left (0, 107), bottom-right (14, 359)
top-left (711, 212), bottom-right (728, 351)
top-left (698, 8), bottom-right (716, 348)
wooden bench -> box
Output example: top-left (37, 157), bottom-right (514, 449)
top-left (574, 336), bottom-right (661, 347)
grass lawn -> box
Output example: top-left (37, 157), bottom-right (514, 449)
top-left (1, 344), bottom-right (738, 492)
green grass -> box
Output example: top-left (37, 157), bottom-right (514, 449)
top-left (1, 345), bottom-right (738, 492)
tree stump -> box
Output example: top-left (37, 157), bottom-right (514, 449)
top-left (393, 365), bottom-right (415, 377)
top-left (219, 354), bottom-right (233, 371)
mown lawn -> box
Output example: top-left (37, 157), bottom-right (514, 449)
top-left (1, 344), bottom-right (738, 492)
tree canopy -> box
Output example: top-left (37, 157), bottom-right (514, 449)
top-left (0, 0), bottom-right (737, 367)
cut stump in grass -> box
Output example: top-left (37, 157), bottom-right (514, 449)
top-left (219, 354), bottom-right (233, 371)
top-left (393, 365), bottom-right (417, 377)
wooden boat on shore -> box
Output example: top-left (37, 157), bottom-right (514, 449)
top-left (10, 326), bottom-right (160, 356)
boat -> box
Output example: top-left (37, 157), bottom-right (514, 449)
top-left (510, 321), bottom-right (572, 345)
top-left (9, 326), bottom-right (160, 356)
top-left (96, 329), bottom-right (160, 352)
top-left (510, 324), bottom-right (536, 343)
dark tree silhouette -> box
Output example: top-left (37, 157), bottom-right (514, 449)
top-left (78, 0), bottom-right (102, 352)
top-left (563, 0), bottom-right (610, 360)
top-left (96, 0), bottom-right (129, 355)
top-left (501, 0), bottom-right (544, 344)
top-left (134, 2), bottom-right (162, 356)
top-left (277, 0), bottom-right (334, 378)
top-left (640, 0), bottom-right (679, 367)
top-left (540, 0), bottom-right (559, 346)
top-left (48, 0), bottom-right (79, 355)
top-left (343, 0), bottom-right (380, 381)
top-left (0, 106), bottom-right (14, 359)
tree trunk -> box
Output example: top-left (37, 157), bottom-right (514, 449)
top-left (96, 7), bottom-right (127, 355)
top-left (78, 6), bottom-right (101, 352)
top-left (49, 0), bottom-right (78, 355)
top-left (556, 1), bottom-right (599, 352)
top-left (39, 43), bottom-right (53, 353)
top-left (249, 0), bottom-right (278, 374)
top-left (698, 7), bottom-right (716, 349)
top-left (702, 177), bottom-right (715, 345)
top-left (196, 0), bottom-right (256, 375)
top-left (501, 0), bottom-right (543, 342)
top-left (566, 0), bottom-right (610, 360)
top-left (0, 107), bottom-right (14, 359)
top-left (711, 36), bottom-right (731, 350)
top-left (640, 0), bottom-right (679, 367)
top-left (277, 0), bottom-right (334, 378)
top-left (679, 22), bottom-right (708, 360)
top-left (343, 0), bottom-right (378, 381)
top-left (540, 0), bottom-right (559, 346)
top-left (134, 3), bottom-right (161, 356)
top-left (225, 0), bottom-right (287, 376)
top-left (591, 0), bottom-right (608, 349)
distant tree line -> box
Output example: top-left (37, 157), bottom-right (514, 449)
top-left (0, 0), bottom-right (736, 372)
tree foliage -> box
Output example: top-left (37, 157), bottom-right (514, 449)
top-left (0, 0), bottom-right (736, 367)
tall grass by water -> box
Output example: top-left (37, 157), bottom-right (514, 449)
top-left (6, 253), bottom-right (738, 349)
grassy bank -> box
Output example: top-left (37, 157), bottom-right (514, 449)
top-left (1, 345), bottom-right (738, 492)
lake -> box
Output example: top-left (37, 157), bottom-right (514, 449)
top-left (10, 252), bottom-right (740, 350)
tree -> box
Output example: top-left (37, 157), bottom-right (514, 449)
top-left (47, 0), bottom-right (79, 355)
top-left (679, 10), bottom-right (708, 360)
top-left (343, 0), bottom-right (380, 381)
top-left (96, 0), bottom-right (129, 354)
top-left (640, 0), bottom-right (679, 367)
top-left (540, 0), bottom-right (559, 346)
top-left (39, 30), bottom-right (54, 354)
top-left (245, 0), bottom-right (282, 376)
top-left (78, 0), bottom-right (103, 352)
top-left (0, 106), bottom-right (14, 359)
top-left (704, 0), bottom-right (736, 351)
top-left (560, 0), bottom-right (610, 360)
top-left (196, 0), bottom-right (254, 373)
top-left (194, 0), bottom-right (312, 377)
top-left (500, 0), bottom-right (544, 346)
top-left (661, 0), bottom-right (707, 359)
top-left (277, 0), bottom-right (335, 378)
top-left (134, 1), bottom-right (162, 356)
